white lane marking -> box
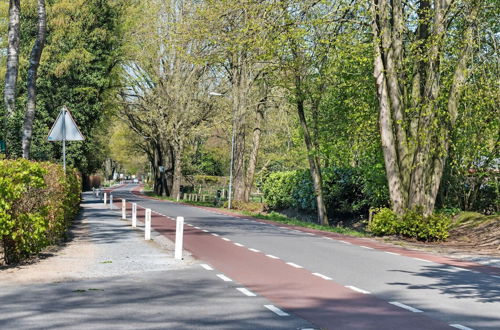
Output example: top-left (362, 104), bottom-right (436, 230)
top-left (286, 262), bottom-right (303, 269)
top-left (323, 237), bottom-right (333, 240)
top-left (339, 240), bottom-right (352, 245)
top-left (216, 274), bottom-right (232, 282)
top-left (222, 237), bottom-right (231, 242)
top-left (266, 254), bottom-right (280, 259)
top-left (303, 232), bottom-right (315, 236)
top-left (449, 324), bottom-right (475, 330)
top-left (211, 233), bottom-right (219, 237)
top-left (492, 275), bottom-right (500, 279)
top-left (279, 226), bottom-right (288, 229)
top-left (389, 301), bottom-right (423, 313)
top-left (264, 305), bottom-right (289, 317)
top-left (202, 229), bottom-right (209, 233)
top-left (194, 226), bottom-right (201, 230)
top-left (453, 267), bottom-right (472, 272)
top-left (186, 224), bottom-right (193, 227)
top-left (200, 264), bottom-right (213, 271)
top-left (312, 273), bottom-right (332, 280)
top-left (413, 257), bottom-right (432, 263)
top-left (249, 248), bottom-right (261, 253)
top-left (345, 285), bottom-right (371, 294)
top-left (236, 288), bottom-right (257, 297)
top-left (234, 243), bottom-right (244, 247)
top-left (360, 246), bottom-right (373, 250)
top-left (385, 251), bottom-right (400, 256)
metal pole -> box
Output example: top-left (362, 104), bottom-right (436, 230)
top-left (228, 129), bottom-right (235, 209)
top-left (62, 108), bottom-right (66, 173)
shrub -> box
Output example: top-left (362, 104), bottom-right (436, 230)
top-left (368, 207), bottom-right (451, 241)
top-left (0, 159), bottom-right (81, 264)
top-left (223, 200), bottom-right (264, 213)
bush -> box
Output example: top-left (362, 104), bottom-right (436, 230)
top-left (223, 200), bottom-right (264, 213)
top-left (368, 208), bottom-right (451, 241)
top-left (0, 159), bottom-right (81, 264)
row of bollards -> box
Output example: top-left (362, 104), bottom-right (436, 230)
top-left (103, 195), bottom-right (184, 260)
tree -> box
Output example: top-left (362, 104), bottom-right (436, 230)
top-left (21, 0), bottom-right (47, 159)
top-left (371, 0), bottom-right (483, 215)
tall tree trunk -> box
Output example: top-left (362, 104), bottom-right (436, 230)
top-left (21, 0), bottom-right (47, 159)
top-left (243, 103), bottom-right (264, 202)
top-left (171, 140), bottom-right (183, 200)
top-left (4, 0), bottom-right (21, 117)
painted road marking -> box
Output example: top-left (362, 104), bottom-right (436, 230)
top-left (216, 274), bottom-right (232, 282)
top-left (234, 243), bottom-right (244, 247)
top-left (249, 248), bottom-right (261, 253)
top-left (286, 262), bottom-right (303, 269)
top-left (186, 224), bottom-right (193, 227)
top-left (279, 226), bottom-right (288, 229)
top-left (194, 226), bottom-right (201, 230)
top-left (237, 288), bottom-right (257, 297)
top-left (222, 237), bottom-right (231, 242)
top-left (312, 273), bottom-right (332, 280)
top-left (449, 324), bottom-right (475, 330)
top-left (202, 229), bottom-right (209, 233)
top-left (413, 257), bottom-right (432, 263)
top-left (385, 252), bottom-right (400, 256)
top-left (492, 275), bottom-right (500, 280)
top-left (211, 233), bottom-right (219, 237)
top-left (266, 254), bottom-right (280, 259)
top-left (323, 237), bottom-right (333, 240)
top-left (264, 305), bottom-right (289, 317)
top-left (345, 285), bottom-right (371, 294)
top-left (389, 301), bottom-right (423, 313)
top-left (360, 246), bottom-right (373, 250)
top-left (453, 267), bottom-right (472, 272)
top-left (339, 240), bottom-right (352, 245)
top-left (200, 264), bottom-right (213, 271)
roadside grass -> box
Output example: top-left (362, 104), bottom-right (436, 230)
top-left (451, 211), bottom-right (499, 228)
top-left (144, 190), bottom-right (366, 237)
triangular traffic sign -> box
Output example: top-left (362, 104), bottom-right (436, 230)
top-left (47, 106), bottom-right (84, 141)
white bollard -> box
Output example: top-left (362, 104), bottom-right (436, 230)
top-left (104, 192), bottom-right (107, 205)
top-left (175, 216), bottom-right (184, 260)
top-left (109, 194), bottom-right (113, 209)
top-left (177, 193), bottom-right (180, 202)
top-left (132, 203), bottom-right (137, 228)
top-left (145, 208), bottom-right (151, 240)
top-left (122, 199), bottom-right (126, 219)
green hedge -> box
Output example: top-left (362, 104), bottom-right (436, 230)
top-left (368, 208), bottom-right (451, 241)
top-left (260, 167), bottom-right (389, 217)
top-left (0, 159), bottom-right (81, 264)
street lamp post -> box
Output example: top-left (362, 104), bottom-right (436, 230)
top-left (209, 91), bottom-right (234, 209)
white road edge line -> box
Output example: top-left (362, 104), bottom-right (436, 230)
top-left (345, 285), bottom-right (371, 294)
top-left (194, 226), bottom-right (201, 230)
top-left (339, 240), bottom-right (352, 245)
top-left (323, 237), bottom-right (333, 240)
top-left (202, 229), bottom-right (209, 233)
top-left (234, 243), bottom-right (244, 247)
top-left (200, 264), bottom-right (213, 271)
top-left (249, 248), bottom-right (261, 253)
top-left (360, 246), bottom-right (373, 250)
top-left (413, 257), bottom-right (432, 263)
top-left (449, 324), bottom-right (475, 330)
top-left (222, 237), bottom-right (231, 242)
top-left (453, 267), bottom-right (472, 272)
top-left (286, 262), bottom-right (303, 269)
top-left (266, 254), bottom-right (280, 259)
top-left (264, 305), bottom-right (289, 317)
top-left (211, 233), bottom-right (219, 237)
top-left (236, 288), bottom-right (256, 297)
top-left (385, 252), bottom-right (400, 256)
top-left (492, 275), bottom-right (500, 279)
top-left (312, 273), bottom-right (332, 280)
top-left (389, 301), bottom-right (423, 313)
top-left (216, 274), bottom-right (232, 282)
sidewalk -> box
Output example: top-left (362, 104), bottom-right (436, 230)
top-left (0, 192), bottom-right (315, 329)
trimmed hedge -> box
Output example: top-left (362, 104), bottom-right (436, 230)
top-left (0, 159), bottom-right (81, 264)
top-left (260, 167), bottom-right (389, 217)
top-left (368, 208), bottom-right (451, 241)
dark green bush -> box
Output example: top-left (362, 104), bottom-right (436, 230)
top-left (368, 208), bottom-right (451, 241)
top-left (0, 159), bottom-right (81, 264)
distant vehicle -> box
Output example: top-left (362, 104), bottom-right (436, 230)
top-left (133, 179), bottom-right (139, 183)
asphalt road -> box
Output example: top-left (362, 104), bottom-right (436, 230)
top-left (0, 192), bottom-right (315, 330)
top-left (110, 184), bottom-right (500, 330)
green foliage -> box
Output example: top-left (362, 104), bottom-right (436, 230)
top-left (368, 208), bottom-right (451, 241)
top-left (260, 167), bottom-right (389, 217)
top-left (222, 200), bottom-right (264, 213)
top-left (0, 159), bottom-right (81, 264)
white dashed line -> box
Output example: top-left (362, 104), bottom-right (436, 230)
top-left (413, 257), bottom-right (432, 263)
top-left (202, 229), bottom-right (209, 233)
top-left (194, 226), bottom-right (201, 230)
top-left (211, 233), bottom-right (219, 237)
top-left (286, 262), bottom-right (303, 268)
top-left (236, 287), bottom-right (257, 297)
top-left (186, 224), bottom-right (193, 227)
top-left (249, 248), bottom-right (261, 253)
top-left (492, 275), bottom-right (500, 279)
top-left (266, 254), bottom-right (280, 259)
top-left (339, 240), bottom-right (352, 245)
top-left (360, 246), bottom-right (373, 250)
top-left (389, 301), bottom-right (423, 313)
top-left (200, 264), bottom-right (213, 271)
top-left (323, 237), bottom-right (333, 240)
top-left (385, 252), bottom-right (400, 256)
top-left (312, 273), bottom-right (332, 280)
top-left (453, 267), bottom-right (472, 272)
top-left (234, 243), bottom-right (244, 247)
top-left (216, 274), bottom-right (232, 282)
top-left (222, 237), bottom-right (231, 242)
top-left (264, 305), bottom-right (289, 316)
top-left (345, 285), bottom-right (371, 294)
top-left (449, 324), bottom-right (475, 330)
